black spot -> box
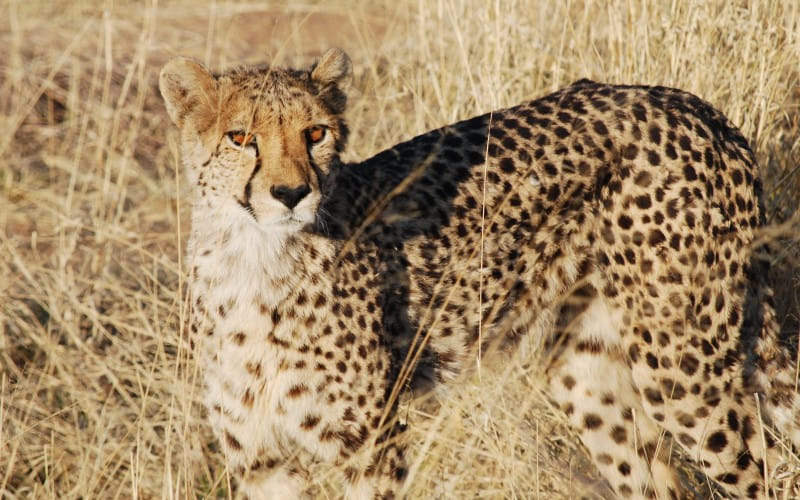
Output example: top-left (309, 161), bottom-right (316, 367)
top-left (740, 415), bottom-right (755, 441)
top-left (287, 384), bottom-right (309, 398)
top-left (634, 171), bottom-right (652, 187)
top-left (611, 426), bottom-right (627, 444)
top-left (736, 450), bottom-right (751, 470)
top-left (704, 147), bottom-right (714, 168)
top-left (706, 431), bottom-right (728, 453)
top-left (648, 229), bottom-right (666, 245)
top-left (232, 332), bottom-right (247, 345)
top-left (593, 120), bottom-right (609, 135)
top-left (665, 143), bottom-right (677, 160)
top-left (635, 195), bottom-right (652, 209)
top-left (557, 111), bottom-right (573, 124)
top-left (678, 433), bottom-right (697, 447)
top-left (662, 379), bottom-right (686, 399)
top-left (584, 413), bottom-right (603, 429)
top-left (632, 103), bottom-right (647, 121)
top-left (665, 111), bottom-right (678, 128)
top-left (628, 344), bottom-right (640, 362)
top-left (554, 126), bottom-right (569, 138)
top-left (648, 125), bottom-right (662, 145)
top-left (698, 314), bottom-right (712, 332)
top-left (684, 211), bottom-right (695, 228)
top-left (224, 430), bottom-right (242, 450)
top-left (547, 184), bottom-right (561, 201)
top-left (443, 134), bottom-right (463, 148)
top-left (731, 169), bottom-right (743, 186)
top-left (716, 473), bottom-right (738, 485)
top-left (644, 387), bottom-right (663, 405)
top-left (342, 304), bottom-right (353, 318)
top-left (499, 157), bottom-right (516, 173)
top-left (729, 308), bottom-right (740, 326)
top-left (622, 144), bottom-right (638, 160)
top-left (647, 150), bottom-right (660, 166)
top-left (489, 125), bottom-right (506, 139)
top-left (443, 148), bottom-right (463, 162)
top-left (301, 414), bottom-right (321, 430)
top-left (466, 132), bottom-right (488, 146)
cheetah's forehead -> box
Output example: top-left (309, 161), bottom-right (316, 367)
top-left (213, 66), bottom-right (330, 127)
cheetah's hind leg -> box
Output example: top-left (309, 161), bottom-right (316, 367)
top-left (546, 282), bottom-right (681, 499)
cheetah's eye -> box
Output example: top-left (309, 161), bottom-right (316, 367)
top-left (306, 125), bottom-right (327, 145)
top-left (227, 130), bottom-right (256, 148)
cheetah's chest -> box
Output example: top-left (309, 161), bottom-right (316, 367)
top-left (197, 291), bottom-right (303, 446)
top-left (188, 224), bottom-right (355, 463)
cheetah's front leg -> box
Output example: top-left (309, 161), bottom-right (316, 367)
top-left (237, 459), bottom-right (306, 500)
top-left (228, 437), bottom-right (405, 500)
top-left (343, 427), bottom-right (408, 500)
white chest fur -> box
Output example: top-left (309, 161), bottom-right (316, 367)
top-left (187, 203), bottom-right (336, 466)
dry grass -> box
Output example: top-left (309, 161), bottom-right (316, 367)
top-left (1, 0), bottom-right (799, 498)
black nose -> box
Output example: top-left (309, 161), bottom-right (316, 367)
top-left (270, 184), bottom-right (311, 209)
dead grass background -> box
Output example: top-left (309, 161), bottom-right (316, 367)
top-left (1, 0), bottom-right (798, 498)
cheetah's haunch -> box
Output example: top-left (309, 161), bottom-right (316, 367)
top-left (160, 48), bottom-right (799, 499)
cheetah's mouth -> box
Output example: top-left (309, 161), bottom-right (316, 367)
top-left (278, 211), bottom-right (315, 227)
top-left (237, 198), bottom-right (256, 219)
top-left (234, 196), bottom-right (314, 228)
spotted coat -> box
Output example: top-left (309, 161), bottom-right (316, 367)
top-left (159, 49), bottom-right (799, 499)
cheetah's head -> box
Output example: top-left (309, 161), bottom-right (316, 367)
top-left (159, 48), bottom-right (351, 234)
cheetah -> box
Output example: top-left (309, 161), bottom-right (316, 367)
top-left (159, 48), bottom-right (799, 498)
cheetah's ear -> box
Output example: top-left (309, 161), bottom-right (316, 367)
top-left (310, 48), bottom-right (351, 114)
top-left (159, 57), bottom-right (217, 128)
top-left (310, 48), bottom-right (352, 88)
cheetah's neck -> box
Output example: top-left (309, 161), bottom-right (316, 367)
top-left (188, 202), bottom-right (333, 311)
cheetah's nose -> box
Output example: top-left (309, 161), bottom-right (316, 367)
top-left (270, 184), bottom-right (311, 209)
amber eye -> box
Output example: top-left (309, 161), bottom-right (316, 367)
top-left (306, 125), bottom-right (326, 145)
top-left (227, 130), bottom-right (255, 148)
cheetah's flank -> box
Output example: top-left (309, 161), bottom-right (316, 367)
top-left (159, 48), bottom-right (799, 499)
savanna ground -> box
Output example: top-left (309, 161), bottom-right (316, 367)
top-left (1, 1), bottom-right (799, 498)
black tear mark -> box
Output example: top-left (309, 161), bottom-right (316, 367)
top-left (238, 158), bottom-right (262, 219)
